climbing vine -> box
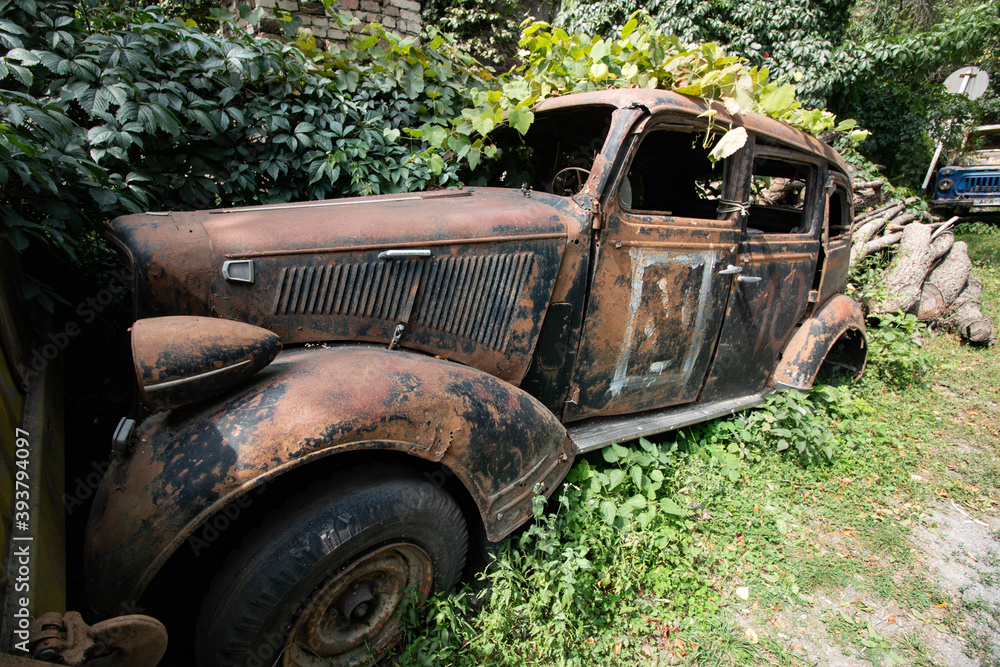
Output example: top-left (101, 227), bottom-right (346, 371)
top-left (410, 12), bottom-right (867, 175)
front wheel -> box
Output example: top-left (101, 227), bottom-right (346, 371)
top-left (196, 467), bottom-right (468, 667)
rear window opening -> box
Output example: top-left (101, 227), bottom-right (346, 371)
top-left (747, 157), bottom-right (814, 235)
top-left (828, 187), bottom-right (852, 238)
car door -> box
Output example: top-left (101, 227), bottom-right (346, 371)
top-left (565, 122), bottom-right (742, 421)
top-left (699, 140), bottom-right (823, 402)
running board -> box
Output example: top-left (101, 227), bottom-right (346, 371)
top-left (567, 394), bottom-right (765, 454)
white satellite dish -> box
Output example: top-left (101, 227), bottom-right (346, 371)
top-left (944, 66), bottom-right (990, 100)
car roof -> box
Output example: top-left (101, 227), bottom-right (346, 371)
top-left (535, 89), bottom-right (850, 176)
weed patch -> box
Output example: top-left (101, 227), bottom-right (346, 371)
top-left (395, 229), bottom-right (1000, 666)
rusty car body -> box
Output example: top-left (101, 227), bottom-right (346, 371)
top-left (85, 89), bottom-right (867, 666)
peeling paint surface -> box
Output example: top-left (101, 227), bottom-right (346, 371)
top-left (608, 248), bottom-right (719, 398)
top-left (85, 345), bottom-right (573, 613)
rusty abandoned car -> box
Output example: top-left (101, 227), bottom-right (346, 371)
top-left (84, 89), bottom-right (867, 666)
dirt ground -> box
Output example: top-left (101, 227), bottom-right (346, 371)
top-left (731, 503), bottom-right (1000, 666)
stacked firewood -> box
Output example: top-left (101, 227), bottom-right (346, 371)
top-left (849, 190), bottom-right (994, 345)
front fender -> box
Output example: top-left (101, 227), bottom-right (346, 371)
top-left (772, 294), bottom-right (867, 391)
top-left (85, 345), bottom-right (572, 613)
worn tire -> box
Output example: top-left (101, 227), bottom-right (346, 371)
top-left (196, 467), bottom-right (468, 667)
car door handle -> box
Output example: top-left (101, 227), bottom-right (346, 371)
top-left (378, 249), bottom-right (432, 260)
top-left (718, 264), bottom-right (743, 275)
top-left (737, 275), bottom-right (761, 283)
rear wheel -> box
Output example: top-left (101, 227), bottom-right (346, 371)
top-left (196, 467), bottom-right (468, 667)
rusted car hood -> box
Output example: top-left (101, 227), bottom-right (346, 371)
top-left (107, 187), bottom-right (580, 383)
top-left (124, 189), bottom-right (570, 255)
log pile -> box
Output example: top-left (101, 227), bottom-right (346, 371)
top-left (849, 194), bottom-right (995, 345)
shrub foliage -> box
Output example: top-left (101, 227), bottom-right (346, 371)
top-left (0, 0), bottom-right (490, 259)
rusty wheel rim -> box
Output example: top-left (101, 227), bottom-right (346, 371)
top-left (283, 543), bottom-right (433, 667)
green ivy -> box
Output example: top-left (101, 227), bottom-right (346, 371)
top-left (415, 11), bottom-right (867, 180)
top-left (557, 0), bottom-right (999, 110)
top-left (0, 0), bottom-right (489, 264)
top-left (421, 0), bottom-right (526, 69)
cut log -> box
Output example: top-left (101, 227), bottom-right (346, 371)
top-left (945, 276), bottom-right (994, 344)
top-left (916, 282), bottom-right (945, 322)
top-left (952, 302), bottom-right (994, 344)
top-left (950, 275), bottom-right (982, 311)
top-left (929, 231), bottom-right (955, 263)
top-left (925, 241), bottom-right (970, 307)
top-left (851, 218), bottom-right (889, 256)
top-left (854, 202), bottom-right (895, 225)
top-left (879, 222), bottom-right (935, 314)
top-left (930, 216), bottom-right (961, 240)
top-left (851, 231), bottom-right (903, 264)
top-left (851, 202), bottom-right (905, 234)
top-left (888, 213), bottom-right (917, 227)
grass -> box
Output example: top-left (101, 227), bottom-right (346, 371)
top-left (392, 225), bottom-right (1000, 667)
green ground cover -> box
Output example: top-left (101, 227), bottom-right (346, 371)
top-left (395, 224), bottom-right (1000, 666)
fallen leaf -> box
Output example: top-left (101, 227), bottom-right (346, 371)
top-left (745, 627), bottom-right (759, 644)
top-left (735, 586), bottom-right (750, 601)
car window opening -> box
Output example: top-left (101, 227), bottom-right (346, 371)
top-left (485, 107), bottom-right (615, 194)
top-left (966, 127), bottom-right (1000, 152)
top-left (620, 129), bottom-right (726, 220)
top-left (828, 187), bottom-right (851, 238)
top-left (748, 157), bottom-right (813, 235)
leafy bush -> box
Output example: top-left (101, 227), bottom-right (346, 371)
top-left (397, 385), bottom-right (866, 664)
top-left (555, 0), bottom-right (1000, 188)
top-left (0, 0), bottom-right (490, 261)
top-left (681, 386), bottom-right (861, 467)
top-left (865, 311), bottom-right (932, 387)
top-left (556, 0), bottom-right (999, 112)
top-left (558, 0), bottom-right (854, 108)
top-left (2, 0), bottom-right (866, 273)
top-left (847, 254), bottom-right (933, 387)
top-left (398, 437), bottom-right (723, 665)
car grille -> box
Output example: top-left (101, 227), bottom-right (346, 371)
top-left (959, 174), bottom-right (1000, 195)
top-left (272, 252), bottom-right (534, 351)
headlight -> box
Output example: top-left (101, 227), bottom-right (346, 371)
top-left (938, 178), bottom-right (953, 192)
top-left (132, 316), bottom-right (282, 411)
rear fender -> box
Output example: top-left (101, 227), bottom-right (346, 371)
top-left (773, 294), bottom-right (867, 391)
top-left (85, 345), bottom-right (572, 613)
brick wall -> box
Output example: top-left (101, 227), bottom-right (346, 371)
top-left (254, 0), bottom-right (422, 46)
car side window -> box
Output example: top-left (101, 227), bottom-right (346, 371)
top-left (747, 155), bottom-right (816, 235)
top-left (828, 185), bottom-right (852, 238)
top-left (619, 129), bottom-right (727, 220)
